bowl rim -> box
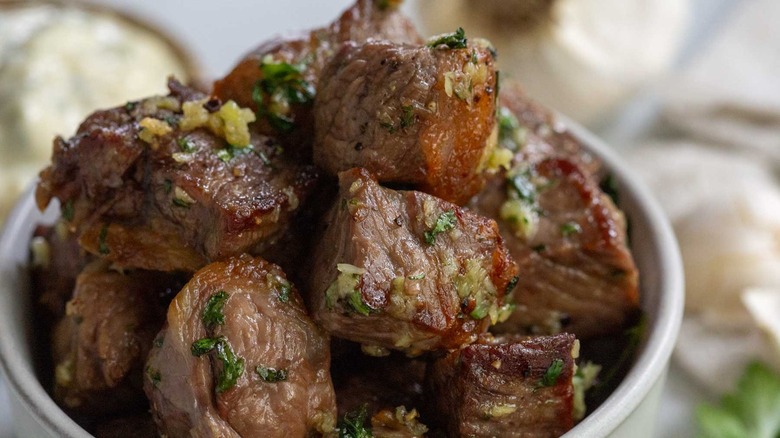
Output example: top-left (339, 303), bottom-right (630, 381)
top-left (560, 118), bottom-right (684, 436)
top-left (0, 122), bottom-right (684, 437)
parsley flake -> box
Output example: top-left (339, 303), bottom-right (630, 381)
top-left (256, 366), bottom-right (288, 383)
top-left (424, 210), bottom-right (457, 244)
top-left (202, 291), bottom-right (229, 328)
top-left (541, 358), bottom-right (565, 387)
top-left (338, 405), bottom-right (372, 438)
top-left (427, 27), bottom-right (468, 50)
top-left (98, 224), bottom-right (110, 255)
top-left (252, 56), bottom-right (314, 133)
top-left (191, 336), bottom-right (245, 393)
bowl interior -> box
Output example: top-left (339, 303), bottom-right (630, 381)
top-left (0, 124), bottom-right (683, 437)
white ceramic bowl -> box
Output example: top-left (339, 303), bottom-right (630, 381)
top-left (0, 122), bottom-right (683, 437)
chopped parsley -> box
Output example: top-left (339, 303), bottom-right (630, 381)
top-left (400, 105), bottom-right (415, 128)
top-left (540, 358), bottom-right (565, 387)
top-left (505, 276), bottom-right (519, 294)
top-left (497, 106), bottom-right (525, 151)
top-left (177, 136), bottom-right (195, 153)
top-left (202, 291), bottom-right (229, 328)
top-left (256, 366), bottom-right (288, 383)
top-left (124, 101), bottom-right (137, 112)
top-left (561, 222), bottom-right (582, 237)
top-left (407, 273), bottom-right (425, 280)
top-left (338, 405), bottom-right (372, 438)
top-left (98, 224), bottom-right (110, 255)
top-left (508, 171), bottom-right (537, 203)
top-left (600, 173), bottom-right (620, 204)
top-left (276, 280), bottom-right (292, 303)
top-left (253, 56), bottom-right (314, 133)
top-left (62, 199), bottom-right (74, 222)
top-left (146, 366), bottom-right (161, 387)
top-left (346, 291), bottom-right (373, 316)
top-left (191, 336), bottom-right (245, 393)
top-left (427, 27), bottom-right (468, 50)
top-left (696, 361), bottom-right (780, 438)
top-left (424, 210), bottom-right (457, 244)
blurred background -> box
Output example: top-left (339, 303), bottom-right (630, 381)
top-left (1, 0), bottom-right (778, 436)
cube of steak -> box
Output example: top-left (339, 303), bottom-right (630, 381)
top-left (50, 261), bottom-right (183, 416)
top-left (314, 40), bottom-right (498, 205)
top-left (144, 255), bottom-right (336, 438)
top-left (36, 79), bottom-right (318, 272)
top-left (426, 334), bottom-right (577, 438)
top-left (306, 168), bottom-right (517, 355)
top-left (212, 0), bottom-right (422, 157)
top-left (471, 157), bottom-right (639, 338)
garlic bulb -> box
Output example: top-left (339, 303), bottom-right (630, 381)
top-left (625, 142), bottom-right (780, 392)
top-left (415, 0), bottom-right (689, 124)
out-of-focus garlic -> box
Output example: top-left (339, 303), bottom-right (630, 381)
top-left (415, 0), bottom-right (689, 124)
top-left (625, 142), bottom-right (780, 392)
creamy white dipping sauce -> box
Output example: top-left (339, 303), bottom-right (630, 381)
top-left (0, 4), bottom-right (192, 219)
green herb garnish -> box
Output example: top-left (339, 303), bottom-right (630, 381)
top-left (424, 210), bottom-right (457, 244)
top-left (146, 366), bottom-right (161, 387)
top-left (427, 27), bottom-right (467, 50)
top-left (400, 105), bottom-right (415, 128)
top-left (62, 199), bottom-right (74, 222)
top-left (696, 361), bottom-right (780, 438)
top-left (191, 336), bottom-right (245, 393)
top-left (256, 366), bottom-right (288, 383)
top-left (505, 276), bottom-right (519, 294)
top-left (178, 137), bottom-right (195, 153)
top-left (497, 106), bottom-right (525, 151)
top-left (338, 405), bottom-right (373, 438)
top-left (541, 358), bottom-right (565, 387)
top-left (277, 280), bottom-right (292, 303)
top-left (98, 224), bottom-right (109, 255)
top-left (561, 222), bottom-right (582, 237)
top-left (202, 291), bottom-right (229, 328)
top-left (508, 171), bottom-right (536, 203)
top-left (252, 57), bottom-right (314, 133)
top-left (346, 291), bottom-right (373, 316)
top-left (407, 273), bottom-right (425, 280)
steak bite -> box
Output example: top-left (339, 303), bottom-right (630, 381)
top-left (213, 0), bottom-right (422, 157)
top-left (50, 261), bottom-right (181, 416)
top-left (306, 168), bottom-right (517, 355)
top-left (426, 334), bottom-right (578, 438)
top-left (314, 38), bottom-right (498, 205)
top-left (36, 79), bottom-right (319, 272)
top-left (144, 255), bottom-right (337, 438)
top-left (471, 157), bottom-right (639, 338)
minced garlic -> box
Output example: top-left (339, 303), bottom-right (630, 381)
top-left (179, 98), bottom-right (256, 147)
top-left (138, 117), bottom-right (173, 146)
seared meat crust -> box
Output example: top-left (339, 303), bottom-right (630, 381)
top-left (426, 334), bottom-right (577, 438)
top-left (472, 157), bottom-right (639, 338)
top-left (51, 262), bottom-right (181, 416)
top-left (36, 80), bottom-right (318, 272)
top-left (144, 255), bottom-right (336, 438)
top-left (314, 40), bottom-right (497, 204)
top-left (306, 168), bottom-right (517, 355)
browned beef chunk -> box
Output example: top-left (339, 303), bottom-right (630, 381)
top-left (471, 157), bottom-right (639, 338)
top-left (498, 83), bottom-right (601, 177)
top-left (30, 223), bottom-right (92, 319)
top-left (426, 334), bottom-right (577, 438)
top-left (314, 40), bottom-right (498, 205)
top-left (36, 79), bottom-right (318, 272)
top-left (306, 168), bottom-right (517, 355)
top-left (213, 0), bottom-right (422, 157)
top-left (50, 261), bottom-right (181, 416)
top-left (144, 255), bottom-right (336, 437)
